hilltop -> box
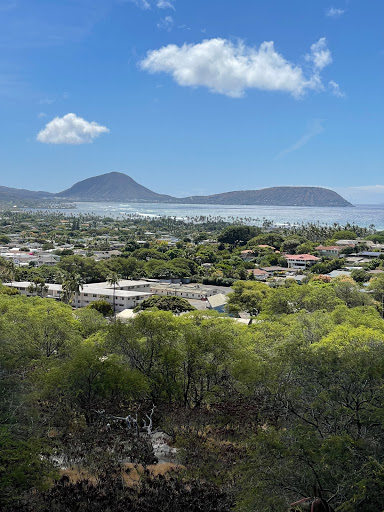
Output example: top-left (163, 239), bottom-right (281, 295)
top-left (0, 172), bottom-right (353, 207)
top-left (0, 185), bottom-right (54, 202)
top-left (177, 186), bottom-right (352, 207)
top-left (57, 172), bottom-right (173, 202)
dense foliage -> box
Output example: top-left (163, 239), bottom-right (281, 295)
top-left (1, 281), bottom-right (384, 510)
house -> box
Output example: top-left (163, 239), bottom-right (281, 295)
top-left (207, 294), bottom-right (228, 313)
top-left (315, 245), bottom-right (345, 258)
top-left (357, 251), bottom-right (384, 259)
top-left (240, 250), bottom-right (255, 261)
top-left (261, 266), bottom-right (289, 275)
top-left (247, 268), bottom-right (268, 280)
top-left (285, 254), bottom-right (320, 270)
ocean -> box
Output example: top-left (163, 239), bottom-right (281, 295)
top-left (40, 202), bottom-right (384, 230)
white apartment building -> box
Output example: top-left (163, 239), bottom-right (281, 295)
top-left (8, 280), bottom-right (152, 312)
top-left (149, 283), bottom-right (231, 300)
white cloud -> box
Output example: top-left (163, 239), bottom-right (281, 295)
top-left (140, 37), bottom-right (334, 98)
top-left (38, 112), bottom-right (47, 118)
top-left (326, 7), bottom-right (345, 18)
top-left (276, 119), bottom-right (324, 158)
top-left (329, 80), bottom-right (345, 97)
top-left (157, 0), bottom-right (175, 10)
top-left (306, 37), bottom-right (332, 70)
top-left (37, 113), bottom-right (109, 144)
top-left (157, 15), bottom-right (174, 30)
top-left (126, 0), bottom-right (175, 9)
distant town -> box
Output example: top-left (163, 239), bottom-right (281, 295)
top-left (1, 210), bottom-right (383, 321)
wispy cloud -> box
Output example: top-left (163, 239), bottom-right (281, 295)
top-left (157, 0), bottom-right (175, 10)
top-left (37, 113), bottom-right (109, 144)
top-left (326, 7), bottom-right (345, 18)
top-left (276, 119), bottom-right (324, 158)
top-left (157, 15), bottom-right (174, 31)
top-left (329, 80), bottom-right (345, 97)
top-left (126, 0), bottom-right (175, 9)
top-left (140, 37), bottom-right (335, 98)
top-left (127, 0), bottom-right (150, 9)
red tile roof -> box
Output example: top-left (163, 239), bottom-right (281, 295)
top-left (247, 268), bottom-right (268, 275)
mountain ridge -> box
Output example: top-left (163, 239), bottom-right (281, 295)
top-left (57, 172), bottom-right (173, 202)
top-left (175, 186), bottom-right (352, 207)
top-left (0, 172), bottom-right (353, 207)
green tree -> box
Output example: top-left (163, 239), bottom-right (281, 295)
top-left (351, 268), bottom-right (370, 283)
top-left (368, 273), bottom-right (384, 301)
top-left (88, 299), bottom-right (114, 317)
top-left (227, 281), bottom-right (271, 322)
top-left (42, 335), bottom-right (148, 425)
top-left (332, 229), bottom-right (357, 240)
top-left (218, 226), bottom-right (261, 246)
top-left (75, 308), bottom-right (108, 337)
top-left (134, 295), bottom-right (196, 314)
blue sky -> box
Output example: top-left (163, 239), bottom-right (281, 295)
top-left (0, 0), bottom-right (383, 203)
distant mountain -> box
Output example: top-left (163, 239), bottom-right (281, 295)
top-left (0, 185), bottom-right (52, 202)
top-left (57, 172), bottom-right (174, 202)
top-left (177, 187), bottom-right (353, 207)
top-left (0, 172), bottom-right (353, 207)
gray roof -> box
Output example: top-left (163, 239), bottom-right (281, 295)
top-left (84, 280), bottom-right (150, 289)
top-left (327, 270), bottom-right (352, 278)
top-left (207, 294), bottom-right (228, 309)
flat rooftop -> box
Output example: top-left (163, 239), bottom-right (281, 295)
top-left (84, 280), bottom-right (150, 289)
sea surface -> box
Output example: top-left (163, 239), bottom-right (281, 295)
top-left (36, 202), bottom-right (384, 230)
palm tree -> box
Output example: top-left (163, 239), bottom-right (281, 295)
top-left (107, 271), bottom-right (121, 317)
top-left (70, 273), bottom-right (84, 309)
top-left (27, 277), bottom-right (48, 297)
top-left (0, 257), bottom-right (15, 284)
top-left (60, 272), bottom-right (84, 308)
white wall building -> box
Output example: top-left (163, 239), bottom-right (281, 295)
top-left (7, 280), bottom-right (152, 312)
top-left (285, 254), bottom-right (320, 270)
